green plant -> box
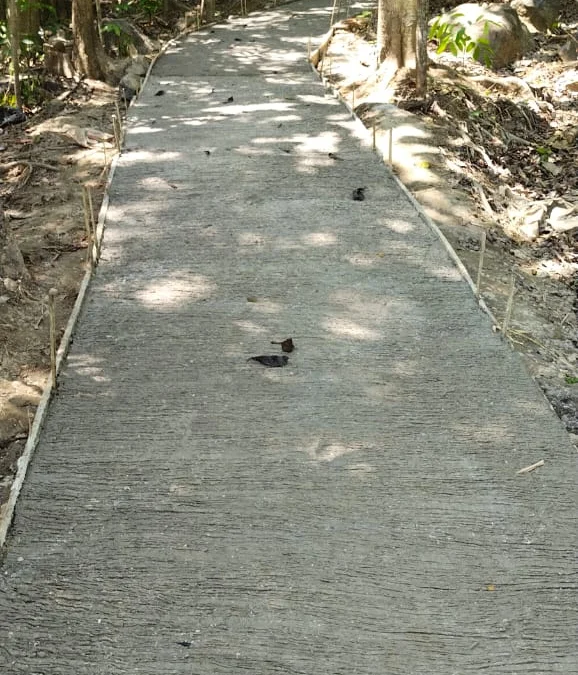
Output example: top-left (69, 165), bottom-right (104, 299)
top-left (114, 0), bottom-right (162, 20)
top-left (565, 375), bottom-right (578, 385)
top-left (101, 21), bottom-right (134, 57)
top-left (429, 12), bottom-right (495, 67)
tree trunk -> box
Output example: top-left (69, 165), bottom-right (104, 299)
top-left (205, 0), bottom-right (215, 22)
top-left (415, 0), bottom-right (428, 98)
top-left (376, 0), bottom-right (418, 70)
top-left (71, 0), bottom-right (106, 80)
top-left (6, 0), bottom-right (22, 108)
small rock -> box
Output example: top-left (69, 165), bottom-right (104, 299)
top-left (3, 278), bottom-right (19, 292)
top-left (559, 39), bottom-right (577, 63)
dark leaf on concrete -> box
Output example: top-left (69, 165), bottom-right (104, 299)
top-left (352, 187), bottom-right (366, 201)
top-left (248, 355), bottom-right (289, 367)
top-left (154, 90), bottom-right (165, 96)
top-left (271, 338), bottom-right (295, 353)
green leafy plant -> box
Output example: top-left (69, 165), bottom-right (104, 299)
top-left (114, 0), bottom-right (162, 20)
top-left (429, 12), bottom-right (495, 67)
top-left (101, 21), bottom-right (134, 57)
top-left (565, 375), bottom-right (578, 385)
top-left (536, 145), bottom-right (551, 159)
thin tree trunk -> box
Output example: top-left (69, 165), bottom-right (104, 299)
top-left (71, 0), bottom-right (106, 80)
top-left (205, 0), bottom-right (215, 22)
top-left (6, 0), bottom-right (22, 108)
top-left (376, 0), bottom-right (418, 68)
top-left (415, 0), bottom-right (428, 98)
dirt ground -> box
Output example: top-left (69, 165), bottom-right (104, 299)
top-left (0, 0), bottom-right (577, 512)
top-left (0, 78), bottom-right (120, 509)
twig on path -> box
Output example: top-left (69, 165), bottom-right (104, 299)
top-left (516, 459), bottom-right (544, 475)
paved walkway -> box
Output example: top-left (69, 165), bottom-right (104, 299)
top-left (1, 2), bottom-right (577, 673)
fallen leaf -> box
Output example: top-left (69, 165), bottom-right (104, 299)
top-left (271, 338), bottom-right (295, 353)
top-left (248, 355), bottom-right (289, 368)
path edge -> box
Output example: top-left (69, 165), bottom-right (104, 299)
top-left (311, 66), bottom-right (499, 323)
top-left (0, 150), bottom-right (122, 551)
top-left (310, 61), bottom-right (578, 437)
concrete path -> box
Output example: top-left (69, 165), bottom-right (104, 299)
top-left (1, 2), bottom-right (576, 673)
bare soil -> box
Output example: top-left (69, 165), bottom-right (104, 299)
top-left (0, 78), bottom-right (118, 509)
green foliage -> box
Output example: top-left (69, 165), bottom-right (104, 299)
top-left (429, 11), bottom-right (495, 67)
top-left (0, 21), bottom-right (44, 70)
top-left (115, 0), bottom-right (162, 19)
top-left (0, 89), bottom-right (17, 107)
top-left (565, 375), bottom-right (578, 385)
top-left (101, 21), bottom-right (123, 37)
top-left (101, 21), bottom-right (135, 57)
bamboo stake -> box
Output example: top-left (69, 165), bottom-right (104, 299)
top-left (114, 100), bottom-right (122, 145)
top-left (86, 186), bottom-right (99, 260)
top-left (476, 230), bottom-right (487, 296)
top-left (48, 288), bottom-right (57, 389)
top-left (330, 0), bottom-right (339, 27)
top-left (111, 115), bottom-right (120, 151)
top-left (501, 273), bottom-right (516, 336)
top-left (82, 187), bottom-right (94, 267)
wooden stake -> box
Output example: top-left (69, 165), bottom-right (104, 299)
top-left (476, 230), bottom-right (486, 297)
top-left (372, 122), bottom-right (376, 151)
top-left (48, 288), bottom-right (58, 389)
top-left (501, 273), bottom-right (516, 336)
top-left (86, 186), bottom-right (99, 260)
top-left (114, 100), bottom-right (122, 145)
top-left (388, 127), bottom-right (393, 167)
top-left (330, 0), bottom-right (339, 27)
top-left (112, 115), bottom-right (120, 151)
top-left (82, 186), bottom-right (94, 267)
